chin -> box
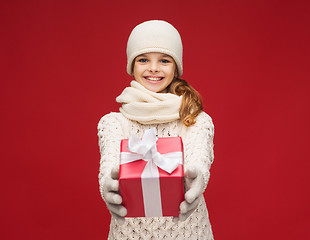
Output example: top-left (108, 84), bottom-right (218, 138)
top-left (147, 87), bottom-right (162, 93)
top-left (143, 83), bottom-right (164, 93)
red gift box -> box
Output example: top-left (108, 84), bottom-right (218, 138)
top-left (119, 128), bottom-right (184, 218)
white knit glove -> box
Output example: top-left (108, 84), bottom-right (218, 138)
top-left (174, 166), bottom-right (204, 222)
top-left (102, 166), bottom-right (127, 224)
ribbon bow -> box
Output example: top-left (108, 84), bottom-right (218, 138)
top-left (121, 128), bottom-right (182, 175)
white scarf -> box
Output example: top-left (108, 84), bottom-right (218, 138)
top-left (116, 81), bottom-right (182, 124)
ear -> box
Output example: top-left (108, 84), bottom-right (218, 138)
top-left (174, 68), bottom-right (178, 78)
top-left (131, 62), bottom-right (135, 76)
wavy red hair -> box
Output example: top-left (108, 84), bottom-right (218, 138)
top-left (168, 78), bottom-right (203, 127)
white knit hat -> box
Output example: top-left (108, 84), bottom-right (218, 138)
top-left (126, 20), bottom-right (183, 77)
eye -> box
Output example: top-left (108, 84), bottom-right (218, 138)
top-left (137, 58), bottom-right (148, 63)
top-left (160, 59), bottom-right (170, 64)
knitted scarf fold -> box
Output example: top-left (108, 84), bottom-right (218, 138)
top-left (116, 81), bottom-right (182, 124)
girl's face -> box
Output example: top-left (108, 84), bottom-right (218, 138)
top-left (133, 52), bottom-right (177, 93)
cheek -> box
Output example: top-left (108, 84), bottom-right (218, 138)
top-left (168, 64), bottom-right (177, 77)
top-left (133, 64), bottom-right (145, 75)
top-left (167, 67), bottom-right (176, 78)
top-left (132, 66), bottom-right (139, 78)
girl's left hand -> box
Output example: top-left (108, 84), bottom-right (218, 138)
top-left (173, 166), bottom-right (204, 222)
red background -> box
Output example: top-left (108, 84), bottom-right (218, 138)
top-left (1, 0), bottom-right (309, 239)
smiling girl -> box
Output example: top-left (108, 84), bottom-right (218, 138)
top-left (133, 52), bottom-right (177, 93)
top-left (98, 20), bottom-right (215, 239)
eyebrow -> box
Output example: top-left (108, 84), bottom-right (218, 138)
top-left (137, 54), bottom-right (172, 58)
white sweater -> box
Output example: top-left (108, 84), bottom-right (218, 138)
top-left (97, 111), bottom-right (215, 239)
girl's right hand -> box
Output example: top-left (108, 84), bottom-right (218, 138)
top-left (103, 166), bottom-right (127, 225)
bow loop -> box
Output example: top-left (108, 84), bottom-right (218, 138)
top-left (125, 128), bottom-right (181, 174)
top-left (127, 128), bottom-right (157, 159)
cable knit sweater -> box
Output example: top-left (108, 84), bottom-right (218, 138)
top-left (97, 111), bottom-right (215, 240)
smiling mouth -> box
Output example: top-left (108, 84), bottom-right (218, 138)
top-left (144, 76), bottom-right (164, 81)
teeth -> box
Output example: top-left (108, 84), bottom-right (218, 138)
top-left (146, 77), bottom-right (162, 81)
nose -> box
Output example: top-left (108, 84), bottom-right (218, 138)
top-left (148, 61), bottom-right (159, 73)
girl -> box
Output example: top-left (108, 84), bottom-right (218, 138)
top-left (98, 20), bottom-right (215, 239)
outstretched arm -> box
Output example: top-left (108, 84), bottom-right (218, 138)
top-left (97, 113), bottom-right (127, 224)
top-left (176, 112), bottom-right (215, 222)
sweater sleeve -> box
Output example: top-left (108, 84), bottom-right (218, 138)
top-left (97, 113), bottom-right (124, 201)
top-left (182, 112), bottom-right (215, 191)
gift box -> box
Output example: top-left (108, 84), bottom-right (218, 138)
top-left (119, 128), bottom-right (184, 217)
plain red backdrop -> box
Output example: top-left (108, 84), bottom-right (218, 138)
top-left (1, 0), bottom-right (309, 239)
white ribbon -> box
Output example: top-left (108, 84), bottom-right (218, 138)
top-left (120, 128), bottom-right (183, 217)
